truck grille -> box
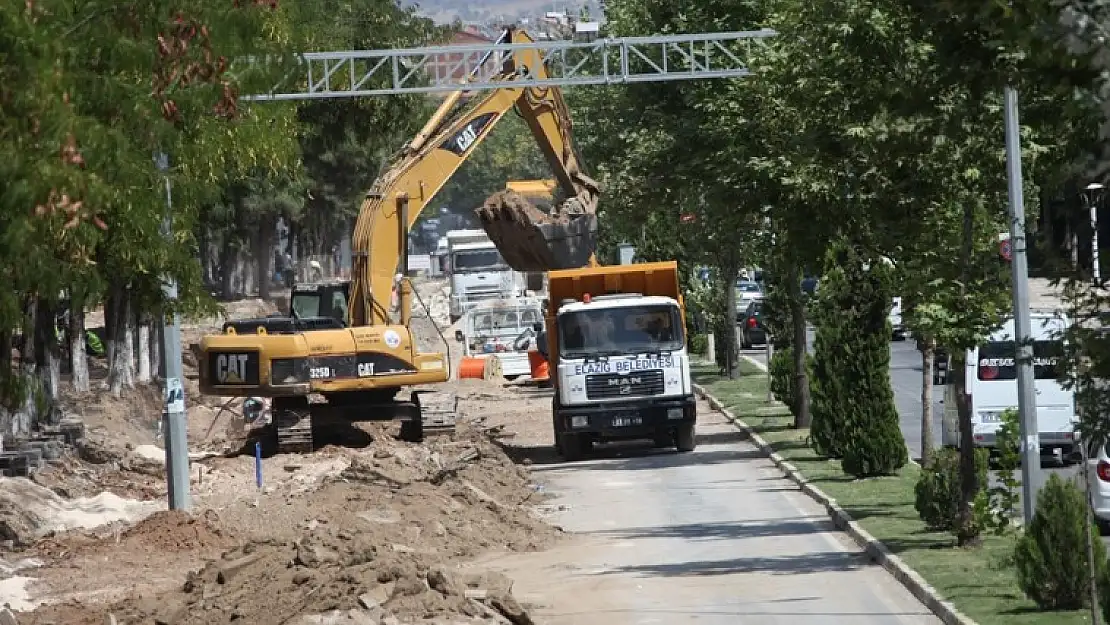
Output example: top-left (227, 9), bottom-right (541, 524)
top-left (585, 370), bottom-right (665, 399)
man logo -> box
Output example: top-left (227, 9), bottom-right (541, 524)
top-left (216, 353), bottom-right (250, 384)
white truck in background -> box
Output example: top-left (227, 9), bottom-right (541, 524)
top-left (941, 311), bottom-right (1079, 463)
top-left (445, 229), bottom-right (529, 323)
top-left (454, 297), bottom-right (544, 379)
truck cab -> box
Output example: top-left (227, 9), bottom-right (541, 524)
top-left (445, 229), bottom-right (528, 322)
top-left (546, 262), bottom-right (696, 461)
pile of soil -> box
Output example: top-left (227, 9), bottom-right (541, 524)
top-left (118, 509), bottom-right (228, 552)
top-left (17, 418), bottom-right (556, 625)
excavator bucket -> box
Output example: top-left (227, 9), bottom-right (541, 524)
top-left (476, 190), bottom-right (598, 272)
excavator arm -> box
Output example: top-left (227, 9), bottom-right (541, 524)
top-left (348, 26), bottom-right (600, 328)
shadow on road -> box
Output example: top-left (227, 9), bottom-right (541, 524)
top-left (529, 447), bottom-right (768, 473)
top-left (584, 516), bottom-right (832, 542)
top-left (494, 430), bottom-right (760, 470)
top-left (597, 550), bottom-right (869, 577)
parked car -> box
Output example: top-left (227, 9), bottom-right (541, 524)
top-left (1086, 438), bottom-right (1110, 534)
top-left (890, 297), bottom-right (907, 341)
top-left (801, 275), bottom-right (819, 295)
top-left (735, 281), bottom-right (763, 321)
top-left (739, 300), bottom-right (766, 349)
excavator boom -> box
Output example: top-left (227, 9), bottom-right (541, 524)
top-left (349, 26), bottom-right (600, 326)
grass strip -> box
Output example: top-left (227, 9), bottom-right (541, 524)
top-left (693, 360), bottom-right (1090, 625)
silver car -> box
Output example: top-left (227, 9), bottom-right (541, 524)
top-left (735, 281), bottom-right (763, 321)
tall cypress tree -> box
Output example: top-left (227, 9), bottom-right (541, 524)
top-left (836, 245), bottom-right (908, 476)
top-left (808, 247), bottom-right (850, 458)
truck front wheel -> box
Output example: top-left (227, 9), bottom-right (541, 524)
top-left (675, 423), bottom-right (697, 452)
top-left (559, 433), bottom-right (587, 461)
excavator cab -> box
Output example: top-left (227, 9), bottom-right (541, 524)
top-left (290, 282), bottom-right (351, 327)
top-left (220, 281), bottom-right (351, 336)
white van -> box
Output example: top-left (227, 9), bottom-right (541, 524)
top-left (941, 312), bottom-right (1079, 461)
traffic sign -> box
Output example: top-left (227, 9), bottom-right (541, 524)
top-left (1000, 238), bottom-right (1013, 261)
top-left (680, 213), bottom-right (696, 223)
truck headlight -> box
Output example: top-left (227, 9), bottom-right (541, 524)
top-left (667, 408), bottom-right (684, 420)
top-left (570, 416), bottom-right (589, 428)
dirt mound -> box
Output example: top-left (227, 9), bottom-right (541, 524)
top-left (0, 478), bottom-right (160, 546)
top-left (106, 537), bottom-right (535, 625)
top-left (18, 414), bottom-right (556, 624)
top-left (119, 510), bottom-right (227, 552)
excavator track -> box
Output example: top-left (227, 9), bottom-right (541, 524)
top-left (416, 390), bottom-right (458, 437)
top-left (272, 397), bottom-right (314, 454)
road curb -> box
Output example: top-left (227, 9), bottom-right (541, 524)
top-left (692, 376), bottom-right (978, 625)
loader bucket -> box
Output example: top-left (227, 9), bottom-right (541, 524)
top-left (476, 191), bottom-right (598, 272)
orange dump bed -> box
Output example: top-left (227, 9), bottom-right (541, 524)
top-left (547, 261), bottom-right (681, 305)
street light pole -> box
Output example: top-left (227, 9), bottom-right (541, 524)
top-left (1002, 85), bottom-right (1041, 521)
top-left (155, 152), bottom-right (191, 511)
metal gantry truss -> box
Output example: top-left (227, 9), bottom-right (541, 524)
top-left (238, 29), bottom-right (776, 101)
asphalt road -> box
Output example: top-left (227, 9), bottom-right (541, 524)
top-left (739, 330), bottom-right (1083, 526)
top-left (482, 403), bottom-right (942, 624)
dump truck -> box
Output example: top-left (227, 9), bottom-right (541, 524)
top-left (543, 261), bottom-right (696, 461)
top-left (444, 229), bottom-right (529, 323)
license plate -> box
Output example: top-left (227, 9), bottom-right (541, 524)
top-left (980, 414), bottom-right (1001, 423)
top-left (612, 415), bottom-right (642, 427)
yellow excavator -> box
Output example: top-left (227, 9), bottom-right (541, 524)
top-left (197, 27), bottom-right (601, 453)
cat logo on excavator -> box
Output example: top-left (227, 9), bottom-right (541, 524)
top-left (215, 353), bottom-right (251, 384)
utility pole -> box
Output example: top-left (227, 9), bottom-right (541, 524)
top-left (1002, 86), bottom-right (1041, 521)
top-left (155, 153), bottom-right (191, 511)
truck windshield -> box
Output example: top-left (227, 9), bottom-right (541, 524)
top-left (558, 304), bottom-right (684, 357)
top-left (977, 340), bottom-right (1063, 381)
top-left (452, 250), bottom-right (507, 272)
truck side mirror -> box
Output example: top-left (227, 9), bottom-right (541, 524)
top-left (454, 330), bottom-right (464, 342)
top-left (532, 322), bottom-right (543, 332)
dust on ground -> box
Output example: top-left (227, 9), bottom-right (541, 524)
top-left (5, 277), bottom-right (564, 625)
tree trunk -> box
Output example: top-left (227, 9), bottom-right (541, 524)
top-left (4, 301), bottom-right (41, 437)
top-left (33, 298), bottom-right (60, 424)
top-left (136, 318), bottom-right (152, 383)
top-left (955, 202), bottom-right (982, 546)
top-left (108, 286), bottom-right (135, 398)
top-left (257, 216), bottom-right (274, 301)
top-left (151, 320), bottom-right (162, 381)
top-left (724, 265), bottom-right (740, 380)
top-left (786, 269), bottom-right (812, 428)
top-left (68, 297), bottom-right (89, 392)
top-left (220, 243), bottom-right (236, 300)
top-left (920, 337), bottom-right (935, 466)
top-left (104, 289), bottom-right (117, 364)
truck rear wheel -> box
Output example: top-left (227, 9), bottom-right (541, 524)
top-left (675, 423), bottom-right (696, 452)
